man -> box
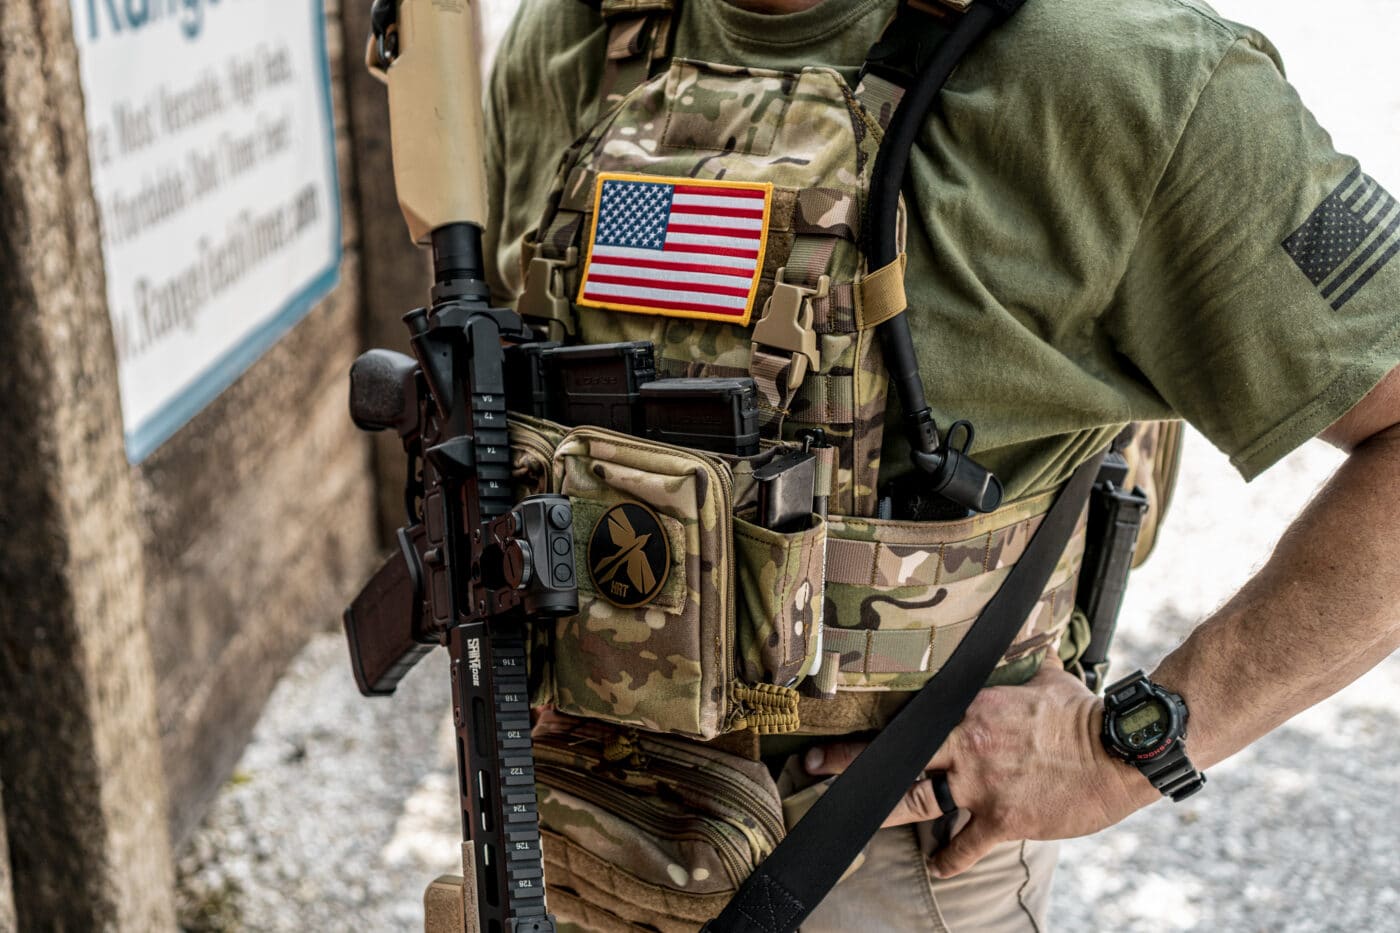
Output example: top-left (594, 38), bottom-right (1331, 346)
top-left (482, 0), bottom-right (1400, 928)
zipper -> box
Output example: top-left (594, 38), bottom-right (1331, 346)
top-left (535, 762), bottom-right (751, 886)
top-left (510, 412), bottom-right (568, 448)
top-left (641, 750), bottom-right (785, 849)
top-left (558, 426), bottom-right (737, 728)
top-left (534, 725), bottom-right (785, 853)
top-left (508, 417), bottom-right (561, 493)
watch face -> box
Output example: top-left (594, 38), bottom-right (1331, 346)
top-left (1118, 698), bottom-right (1171, 752)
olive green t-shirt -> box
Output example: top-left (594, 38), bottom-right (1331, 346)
top-left (483, 0), bottom-right (1400, 500)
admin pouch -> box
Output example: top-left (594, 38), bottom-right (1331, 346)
top-left (515, 412), bottom-right (831, 741)
top-left (547, 427), bottom-right (826, 740)
top-left (532, 713), bottom-right (786, 933)
top-left (503, 1), bottom-right (1184, 927)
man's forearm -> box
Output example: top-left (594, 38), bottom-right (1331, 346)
top-left (1153, 426), bottom-right (1400, 770)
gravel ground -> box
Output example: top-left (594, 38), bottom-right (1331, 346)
top-left (176, 2), bottom-right (1399, 930)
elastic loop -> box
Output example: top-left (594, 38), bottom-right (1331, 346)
top-left (855, 253), bottom-right (908, 329)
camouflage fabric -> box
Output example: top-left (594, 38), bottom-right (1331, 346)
top-left (514, 55), bottom-right (1151, 733)
top-left (533, 715), bottom-right (783, 932)
top-left (733, 515), bottom-right (827, 687)
top-left (820, 490), bottom-right (1087, 692)
top-left (551, 427), bottom-right (736, 739)
top-left (523, 58), bottom-right (898, 518)
top-left (1117, 419), bottom-right (1184, 567)
top-left (599, 0), bottom-right (674, 16)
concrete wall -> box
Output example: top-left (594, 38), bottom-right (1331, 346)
top-left (0, 0), bottom-right (381, 928)
top-left (340, 0), bottom-right (428, 544)
top-left (0, 782), bottom-right (14, 933)
top-left (0, 3), bottom-right (177, 928)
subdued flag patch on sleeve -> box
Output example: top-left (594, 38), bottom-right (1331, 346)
top-left (1283, 167), bottom-right (1400, 310)
top-left (576, 173), bottom-right (772, 326)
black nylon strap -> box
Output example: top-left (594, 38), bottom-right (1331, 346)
top-left (703, 453), bottom-right (1103, 933)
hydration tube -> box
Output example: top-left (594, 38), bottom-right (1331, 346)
top-left (867, 0), bottom-right (1026, 516)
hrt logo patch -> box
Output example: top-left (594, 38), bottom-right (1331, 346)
top-left (587, 502), bottom-right (670, 609)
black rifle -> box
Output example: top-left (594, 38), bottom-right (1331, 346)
top-left (343, 221), bottom-right (576, 933)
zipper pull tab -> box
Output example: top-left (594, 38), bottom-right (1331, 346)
top-left (602, 728), bottom-right (646, 769)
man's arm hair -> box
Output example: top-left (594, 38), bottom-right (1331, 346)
top-left (1152, 361), bottom-right (1400, 769)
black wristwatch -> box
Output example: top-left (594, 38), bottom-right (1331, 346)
top-left (1100, 670), bottom-right (1207, 802)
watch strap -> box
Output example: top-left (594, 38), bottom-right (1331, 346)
top-left (1138, 741), bottom-right (1207, 802)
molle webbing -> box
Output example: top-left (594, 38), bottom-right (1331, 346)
top-left (853, 73), bottom-right (905, 131)
top-left (810, 487), bottom-right (1086, 697)
top-left (551, 174), bottom-right (865, 247)
top-left (746, 186), bottom-right (885, 442)
top-left (593, 0), bottom-right (677, 125)
top-left (850, 0), bottom-right (976, 130)
top-left (818, 572), bottom-right (1077, 676)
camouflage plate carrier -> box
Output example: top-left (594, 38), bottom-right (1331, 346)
top-left (502, 1), bottom-right (1182, 928)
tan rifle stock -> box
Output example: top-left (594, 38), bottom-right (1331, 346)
top-left (367, 0), bottom-right (489, 245)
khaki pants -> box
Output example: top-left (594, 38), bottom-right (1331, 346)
top-left (801, 827), bottom-right (1058, 933)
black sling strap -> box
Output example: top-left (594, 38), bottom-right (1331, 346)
top-left (705, 452), bottom-right (1101, 933)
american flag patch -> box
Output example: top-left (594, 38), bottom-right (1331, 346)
top-left (577, 173), bottom-right (772, 325)
top-left (1283, 167), bottom-right (1400, 310)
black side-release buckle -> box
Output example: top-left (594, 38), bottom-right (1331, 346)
top-left (1073, 451), bottom-right (1149, 692)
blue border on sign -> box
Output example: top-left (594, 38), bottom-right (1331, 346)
top-left (124, 0), bottom-right (343, 463)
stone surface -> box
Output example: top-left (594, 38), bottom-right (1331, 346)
top-left (0, 2), bottom-right (178, 930)
top-left (174, 639), bottom-right (457, 932)
top-left (0, 781), bottom-right (13, 933)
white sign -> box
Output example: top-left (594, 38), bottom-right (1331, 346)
top-left (72, 0), bottom-right (341, 462)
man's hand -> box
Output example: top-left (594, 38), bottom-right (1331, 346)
top-left (804, 656), bottom-right (1157, 878)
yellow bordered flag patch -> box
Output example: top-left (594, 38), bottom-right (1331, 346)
top-left (576, 173), bottom-right (773, 326)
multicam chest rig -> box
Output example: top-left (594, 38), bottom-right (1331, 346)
top-left (345, 1), bottom-right (1181, 931)
top-left (505, 0), bottom-right (1180, 928)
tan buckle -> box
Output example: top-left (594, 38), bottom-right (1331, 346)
top-left (518, 247), bottom-right (578, 341)
top-left (752, 267), bottom-right (826, 389)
